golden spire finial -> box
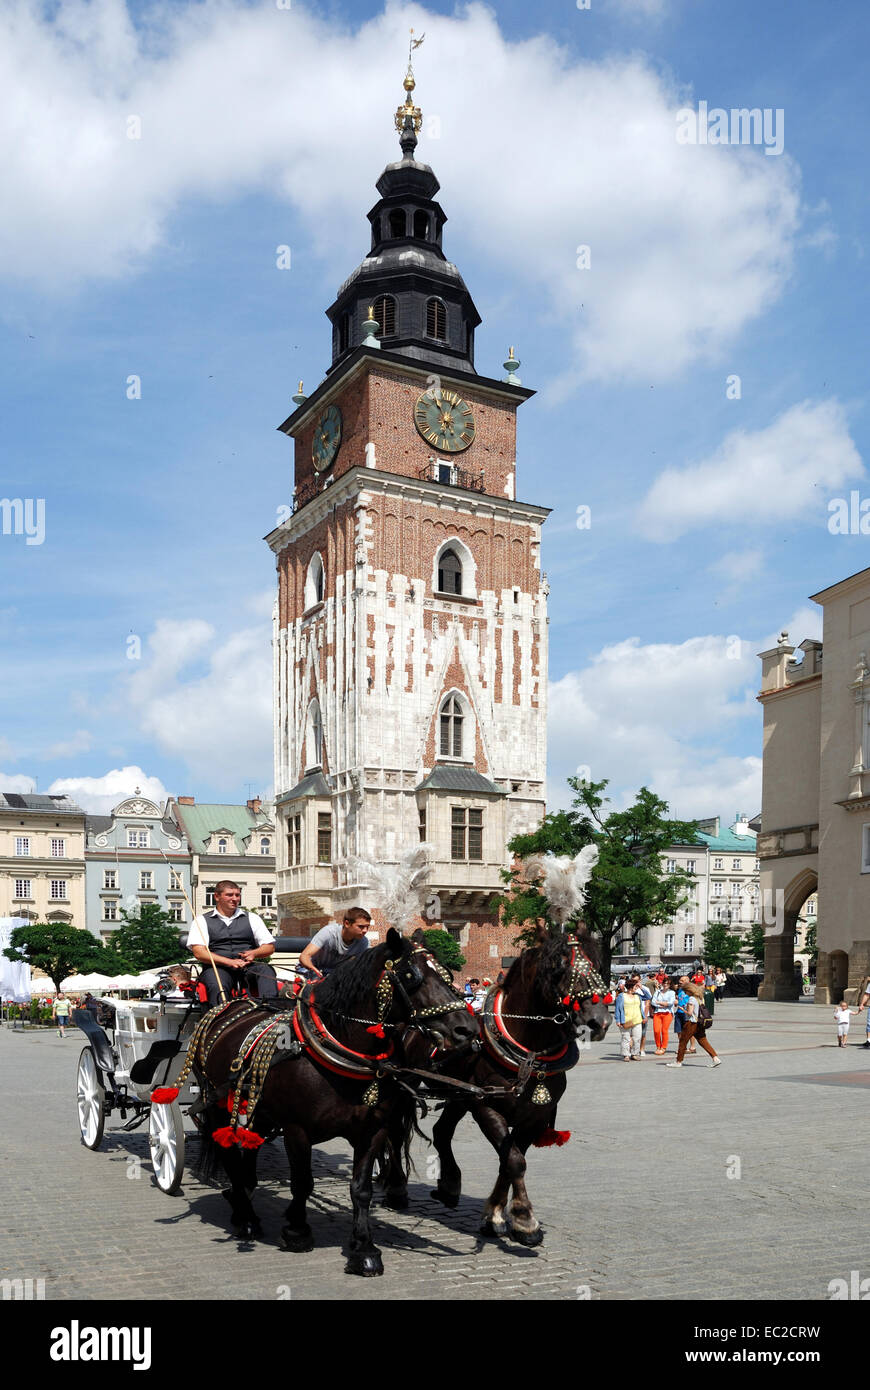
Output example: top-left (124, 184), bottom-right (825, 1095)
top-left (395, 29), bottom-right (424, 137)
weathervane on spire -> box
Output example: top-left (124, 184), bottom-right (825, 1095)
top-left (395, 28), bottom-right (424, 140)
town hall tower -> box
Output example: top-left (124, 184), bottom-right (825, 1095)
top-left (267, 62), bottom-right (550, 965)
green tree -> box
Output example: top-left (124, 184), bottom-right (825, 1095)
top-left (803, 922), bottom-right (818, 965)
top-left (701, 922), bottom-right (744, 971)
top-left (745, 923), bottom-right (767, 966)
top-left (500, 778), bottom-right (699, 980)
top-left (420, 928), bottom-right (466, 973)
top-left (3, 922), bottom-right (107, 993)
top-left (107, 903), bottom-right (186, 972)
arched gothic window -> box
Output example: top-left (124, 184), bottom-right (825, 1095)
top-left (305, 552), bottom-right (324, 609)
top-left (440, 695), bottom-right (464, 758)
top-left (260, 837), bottom-right (271, 856)
top-left (438, 548), bottom-right (462, 595)
top-left (413, 210), bottom-right (430, 240)
top-left (426, 298), bottom-right (447, 340)
top-left (218, 838), bottom-right (227, 855)
top-left (306, 700), bottom-right (323, 770)
top-left (389, 209), bottom-right (406, 238)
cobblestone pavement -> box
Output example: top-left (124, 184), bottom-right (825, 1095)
top-left (1, 998), bottom-right (866, 1302)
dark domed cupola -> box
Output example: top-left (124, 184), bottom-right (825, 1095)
top-left (326, 62), bottom-right (481, 375)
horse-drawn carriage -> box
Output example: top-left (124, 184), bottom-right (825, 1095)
top-left (75, 993), bottom-right (198, 1191)
top-left (73, 938), bottom-right (313, 1195)
top-left (70, 881), bottom-right (611, 1275)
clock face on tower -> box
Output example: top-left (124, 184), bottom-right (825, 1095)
top-left (312, 405), bottom-right (342, 473)
top-left (414, 388), bottom-right (475, 453)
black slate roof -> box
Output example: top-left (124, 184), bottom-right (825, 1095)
top-left (416, 766), bottom-right (505, 796)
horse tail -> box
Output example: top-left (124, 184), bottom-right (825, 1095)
top-left (377, 1087), bottom-right (425, 1183)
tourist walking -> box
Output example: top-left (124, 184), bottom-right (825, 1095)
top-left (715, 968), bottom-right (727, 1002)
top-left (651, 978), bottom-right (676, 1054)
top-left (834, 1001), bottom-right (858, 1047)
top-left (615, 975), bottom-right (645, 1060)
top-left (666, 976), bottom-right (720, 1068)
top-left (53, 992), bottom-right (71, 1038)
top-left (673, 980), bottom-right (696, 1054)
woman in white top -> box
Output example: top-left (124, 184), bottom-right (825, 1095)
top-left (651, 981), bottom-right (676, 1054)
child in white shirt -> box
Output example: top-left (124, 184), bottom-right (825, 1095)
top-left (834, 1002), bottom-right (857, 1046)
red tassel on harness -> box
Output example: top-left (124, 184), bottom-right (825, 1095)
top-left (212, 1126), bottom-right (238, 1148)
top-left (366, 1024), bottom-right (386, 1038)
top-left (237, 1128), bottom-right (265, 1150)
top-left (603, 992), bottom-right (613, 1005)
top-left (591, 993), bottom-right (600, 1003)
top-left (573, 1000), bottom-right (580, 1012)
top-left (562, 996), bottom-right (571, 1006)
top-left (226, 1091), bottom-right (248, 1114)
top-left (533, 1128), bottom-right (571, 1148)
top-left (466, 1002), bottom-right (475, 1016)
top-left (150, 1087), bottom-right (179, 1104)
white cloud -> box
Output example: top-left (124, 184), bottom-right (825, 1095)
top-left (638, 399), bottom-right (863, 541)
top-left (708, 549), bottom-right (764, 587)
top-left (0, 1), bottom-right (803, 382)
top-left (0, 772), bottom-right (37, 794)
top-left (547, 633), bottom-right (762, 819)
top-left (47, 766), bottom-right (168, 814)
top-left (44, 729), bottom-right (93, 759)
top-left (125, 617), bottom-right (272, 785)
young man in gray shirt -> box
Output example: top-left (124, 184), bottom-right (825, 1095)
top-left (298, 908), bottom-right (372, 977)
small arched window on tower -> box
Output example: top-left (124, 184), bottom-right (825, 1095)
top-left (306, 700), bottom-right (323, 772)
top-left (305, 552), bottom-right (325, 610)
top-left (389, 209), bottom-right (407, 238)
top-left (413, 210), bottom-right (430, 241)
top-left (440, 695), bottom-right (464, 758)
top-left (373, 295), bottom-right (396, 338)
top-left (426, 298), bottom-right (447, 341)
top-left (437, 548), bottom-right (462, 596)
top-left (338, 312), bottom-right (350, 354)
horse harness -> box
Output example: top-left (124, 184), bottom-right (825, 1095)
top-left (480, 942), bottom-right (609, 1105)
top-left (160, 948), bottom-right (475, 1131)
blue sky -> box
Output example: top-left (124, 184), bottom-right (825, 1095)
top-left (1, 0), bottom-right (868, 818)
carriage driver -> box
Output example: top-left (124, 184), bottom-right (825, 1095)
top-left (188, 880), bottom-right (278, 1007)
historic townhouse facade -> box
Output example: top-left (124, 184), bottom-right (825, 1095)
top-left (613, 815), bottom-right (762, 971)
top-left (84, 792), bottom-right (192, 943)
top-left (267, 68), bottom-right (548, 971)
top-left (166, 796), bottom-right (277, 928)
top-left (0, 792), bottom-right (86, 928)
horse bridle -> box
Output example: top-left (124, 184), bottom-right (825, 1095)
top-left (560, 940), bottom-right (612, 1012)
top-left (382, 948), bottom-right (473, 1052)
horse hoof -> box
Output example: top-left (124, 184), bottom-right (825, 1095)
top-left (383, 1189), bottom-right (409, 1210)
top-left (236, 1220), bottom-right (262, 1241)
top-left (480, 1217), bottom-right (508, 1238)
top-left (430, 1187), bottom-right (459, 1209)
top-left (281, 1225), bottom-right (314, 1253)
top-left (510, 1225), bottom-right (543, 1248)
top-left (345, 1250), bottom-right (384, 1277)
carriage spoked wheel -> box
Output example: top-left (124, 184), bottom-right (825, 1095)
top-left (76, 1047), bottom-right (106, 1150)
top-left (148, 1099), bottom-right (186, 1194)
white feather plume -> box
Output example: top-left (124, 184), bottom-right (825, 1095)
top-left (344, 843), bottom-right (436, 934)
top-left (522, 845), bottom-right (599, 926)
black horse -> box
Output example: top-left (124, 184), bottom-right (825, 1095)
top-left (423, 926), bottom-right (610, 1246)
top-left (190, 927), bottom-right (477, 1276)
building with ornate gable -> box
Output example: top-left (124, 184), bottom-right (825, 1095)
top-left (166, 796), bottom-right (277, 927)
top-left (84, 792), bottom-right (191, 943)
top-left (266, 65), bottom-right (549, 971)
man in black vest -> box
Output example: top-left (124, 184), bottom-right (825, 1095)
top-left (188, 880), bottom-right (277, 1007)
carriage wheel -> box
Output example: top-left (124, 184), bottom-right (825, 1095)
top-left (76, 1047), bottom-right (106, 1150)
top-left (149, 1099), bottom-right (186, 1194)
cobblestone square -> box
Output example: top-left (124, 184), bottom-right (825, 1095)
top-left (0, 998), bottom-right (865, 1302)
